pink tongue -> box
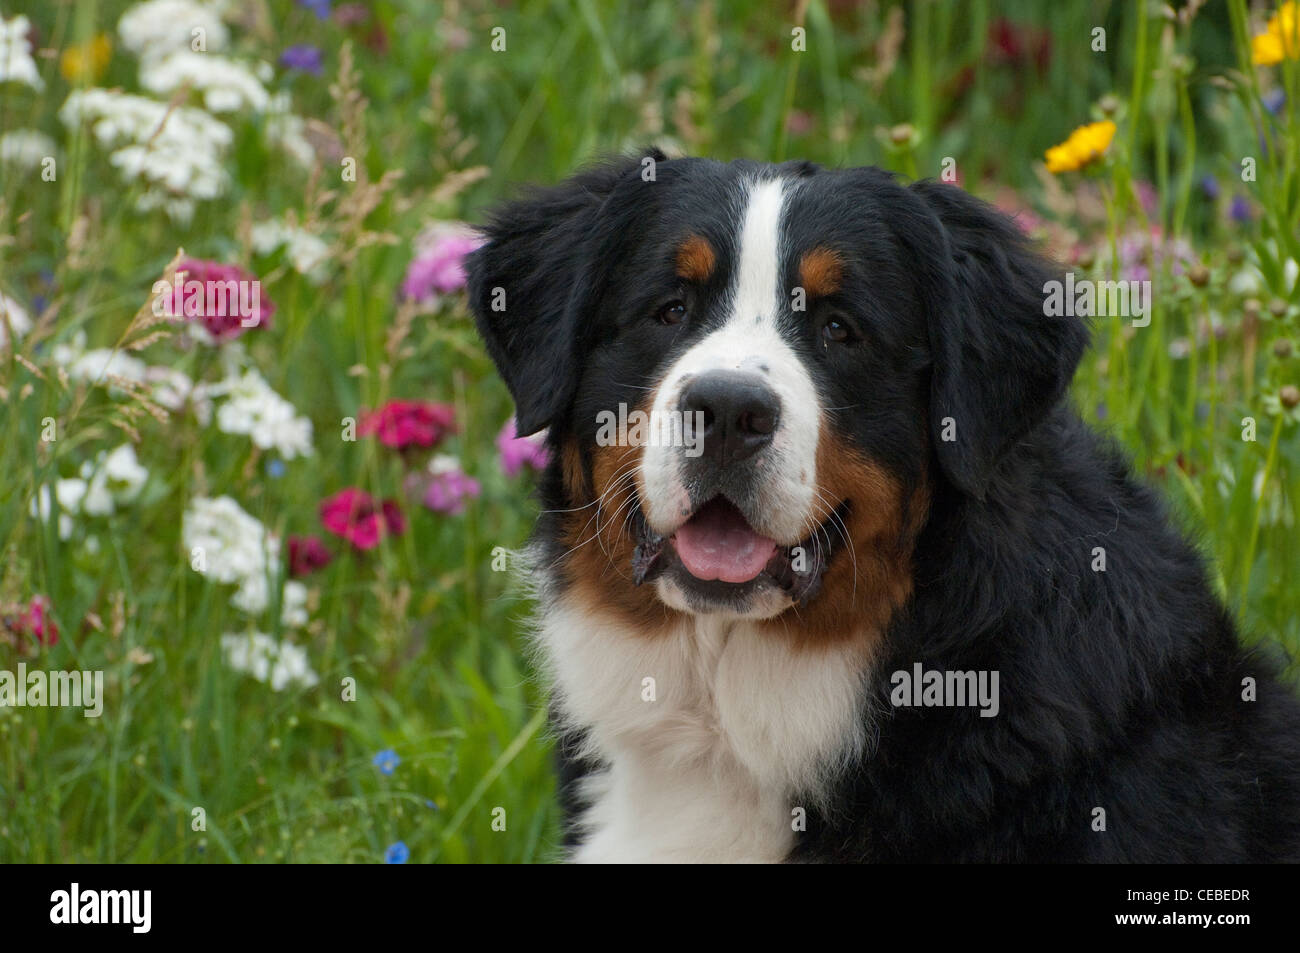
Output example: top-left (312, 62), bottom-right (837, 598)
top-left (673, 500), bottom-right (778, 584)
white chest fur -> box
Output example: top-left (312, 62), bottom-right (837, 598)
top-left (535, 598), bottom-right (871, 863)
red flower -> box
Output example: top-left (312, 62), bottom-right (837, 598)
top-left (288, 534), bottom-right (333, 577)
top-left (358, 400), bottom-right (456, 451)
top-left (987, 18), bottom-right (1052, 75)
top-left (319, 488), bottom-right (405, 550)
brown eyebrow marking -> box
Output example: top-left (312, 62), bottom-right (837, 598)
top-left (674, 234), bottom-right (717, 282)
top-left (798, 246), bottom-right (845, 298)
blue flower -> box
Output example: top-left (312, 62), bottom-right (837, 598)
top-left (373, 749), bottom-right (400, 775)
top-left (266, 458), bottom-right (286, 478)
top-left (297, 0), bottom-right (331, 19)
top-left (1264, 89), bottom-right (1286, 116)
top-left (1199, 175), bottom-right (1219, 200)
top-left (280, 45), bottom-right (324, 75)
top-left (384, 841), bottom-right (409, 864)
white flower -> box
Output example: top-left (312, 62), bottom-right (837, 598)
top-left (428, 453), bottom-right (460, 475)
top-left (0, 15), bottom-right (44, 90)
top-left (220, 632), bottom-right (318, 691)
top-left (231, 576), bottom-right (309, 627)
top-left (144, 365), bottom-right (211, 420)
top-left (29, 480), bottom-right (87, 539)
top-left (183, 495), bottom-right (279, 584)
top-left (60, 89), bottom-right (233, 222)
top-left (100, 443), bottom-right (150, 504)
top-left (140, 51), bottom-right (272, 113)
top-left (214, 368), bottom-right (314, 459)
top-left (78, 465), bottom-right (116, 516)
top-left (66, 347), bottom-right (149, 386)
top-left (118, 0), bottom-right (229, 57)
top-left (0, 129), bottom-right (56, 171)
top-left (280, 580), bottom-right (309, 628)
top-left (251, 220), bottom-right (330, 284)
top-left (1, 291), bottom-right (32, 348)
top-left (76, 444), bottom-right (148, 516)
top-left (265, 93), bottom-right (315, 167)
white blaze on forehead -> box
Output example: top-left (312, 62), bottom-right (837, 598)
top-left (733, 177), bottom-right (787, 327)
top-left (639, 174), bottom-right (822, 556)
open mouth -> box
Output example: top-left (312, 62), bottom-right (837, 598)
top-left (631, 495), bottom-right (849, 606)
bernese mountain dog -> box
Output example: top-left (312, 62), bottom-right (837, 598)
top-left (467, 151), bottom-right (1300, 863)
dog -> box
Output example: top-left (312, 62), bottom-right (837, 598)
top-left (467, 151), bottom-right (1300, 862)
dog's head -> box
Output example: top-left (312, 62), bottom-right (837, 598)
top-left (469, 154), bottom-right (1087, 635)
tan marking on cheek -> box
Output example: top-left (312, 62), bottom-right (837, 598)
top-left (561, 436), bottom-right (587, 502)
top-left (558, 395), bottom-right (682, 635)
top-left (797, 247), bottom-right (844, 299)
top-left (758, 419), bottom-right (929, 650)
top-left (675, 234), bottom-right (717, 283)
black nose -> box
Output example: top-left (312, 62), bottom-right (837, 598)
top-left (678, 371), bottom-right (780, 465)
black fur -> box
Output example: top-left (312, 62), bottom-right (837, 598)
top-left (469, 155), bottom-right (1300, 862)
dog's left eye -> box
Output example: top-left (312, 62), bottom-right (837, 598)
top-left (656, 300), bottom-right (688, 325)
top-left (822, 318), bottom-right (858, 346)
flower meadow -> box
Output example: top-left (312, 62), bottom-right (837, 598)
top-left (2, 1), bottom-right (1299, 863)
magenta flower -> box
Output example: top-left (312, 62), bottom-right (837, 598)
top-left (400, 225), bottom-right (484, 304)
top-left (163, 258), bottom-right (275, 341)
top-left (288, 534), bottom-right (333, 577)
top-left (496, 417), bottom-right (550, 477)
top-left (24, 595), bottom-right (59, 648)
top-left (422, 456), bottom-right (481, 515)
top-left (320, 488), bottom-right (405, 550)
top-left (359, 400), bottom-right (456, 451)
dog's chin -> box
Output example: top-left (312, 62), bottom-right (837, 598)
top-left (631, 495), bottom-right (847, 618)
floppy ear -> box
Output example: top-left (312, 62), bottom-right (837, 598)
top-left (467, 153), bottom-right (658, 435)
top-left (909, 180), bottom-right (1089, 499)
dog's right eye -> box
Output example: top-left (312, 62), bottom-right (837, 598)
top-left (656, 300), bottom-right (688, 325)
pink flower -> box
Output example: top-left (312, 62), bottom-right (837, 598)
top-left (358, 400), bottom-right (456, 451)
top-left (400, 225), bottom-right (484, 303)
top-left (319, 488), bottom-right (405, 550)
top-left (496, 417), bottom-right (550, 477)
top-left (164, 258), bottom-right (275, 341)
top-left (13, 595), bottom-right (59, 649)
top-left (422, 456), bottom-right (481, 515)
top-left (288, 534), bottom-right (333, 577)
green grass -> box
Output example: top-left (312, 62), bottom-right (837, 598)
top-left (1, 0), bottom-right (1298, 862)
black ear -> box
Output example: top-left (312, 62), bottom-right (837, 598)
top-left (909, 180), bottom-right (1089, 499)
top-left (467, 152), bottom-right (660, 435)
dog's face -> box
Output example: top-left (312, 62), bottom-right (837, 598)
top-left (470, 155), bottom-right (1086, 634)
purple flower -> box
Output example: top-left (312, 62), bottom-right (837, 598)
top-left (384, 841), bottom-right (409, 864)
top-left (1230, 195), bottom-right (1253, 223)
top-left (422, 457), bottom-right (481, 515)
top-left (297, 0), bottom-right (331, 19)
top-left (1200, 175), bottom-right (1219, 200)
top-left (1264, 89), bottom-right (1286, 116)
top-left (280, 45), bottom-right (323, 75)
top-left (400, 225), bottom-right (484, 304)
top-left (496, 417), bottom-right (550, 477)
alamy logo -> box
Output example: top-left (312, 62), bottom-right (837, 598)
top-left (151, 271), bottom-right (263, 327)
top-left (1042, 272), bottom-right (1151, 326)
top-left (890, 663), bottom-right (1000, 718)
top-left (50, 883), bottom-right (151, 933)
top-left (595, 404), bottom-right (705, 457)
top-left (0, 664), bottom-right (103, 718)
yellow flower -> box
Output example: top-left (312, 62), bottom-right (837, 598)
top-left (60, 34), bottom-right (112, 84)
top-left (1252, 2), bottom-right (1300, 65)
top-left (1044, 120), bottom-right (1117, 174)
